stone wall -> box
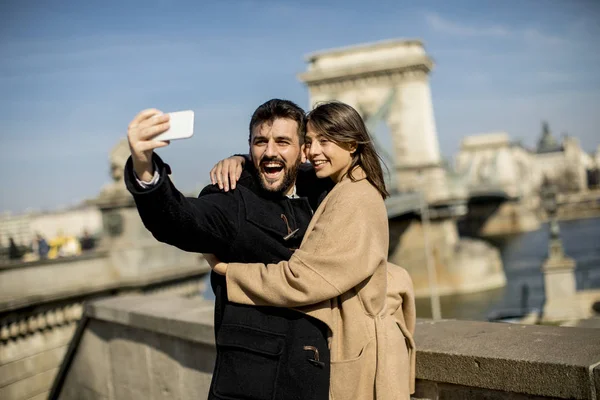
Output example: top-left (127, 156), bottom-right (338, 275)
top-left (1, 321), bottom-right (76, 400)
top-left (0, 250), bottom-right (208, 400)
top-left (52, 295), bottom-right (600, 400)
top-left (0, 283), bottom-right (206, 400)
top-left (54, 296), bottom-right (216, 400)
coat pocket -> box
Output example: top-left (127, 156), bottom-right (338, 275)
top-left (330, 338), bottom-right (376, 400)
top-left (212, 324), bottom-right (285, 400)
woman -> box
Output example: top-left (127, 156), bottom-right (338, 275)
top-left (212, 102), bottom-right (415, 400)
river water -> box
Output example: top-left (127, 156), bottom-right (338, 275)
top-left (416, 217), bottom-right (600, 320)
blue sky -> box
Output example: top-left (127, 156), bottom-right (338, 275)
top-left (1, 0), bottom-right (599, 213)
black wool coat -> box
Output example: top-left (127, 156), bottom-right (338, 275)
top-left (124, 154), bottom-right (333, 400)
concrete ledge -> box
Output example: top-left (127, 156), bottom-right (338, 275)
top-left (415, 319), bottom-right (600, 399)
top-left (0, 250), bottom-right (109, 271)
top-left (54, 296), bottom-right (600, 400)
top-left (85, 295), bottom-right (215, 346)
top-left (0, 252), bottom-right (209, 312)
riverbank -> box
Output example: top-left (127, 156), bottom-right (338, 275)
top-left (556, 189), bottom-right (600, 221)
top-left (417, 217), bottom-right (600, 321)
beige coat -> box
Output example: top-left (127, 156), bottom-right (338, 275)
top-left (226, 170), bottom-right (416, 400)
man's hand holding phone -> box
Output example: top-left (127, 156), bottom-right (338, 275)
top-left (127, 109), bottom-right (194, 182)
top-left (127, 109), bottom-right (171, 182)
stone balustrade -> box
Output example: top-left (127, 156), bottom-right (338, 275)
top-left (0, 249), bottom-right (209, 400)
top-left (48, 295), bottom-right (600, 400)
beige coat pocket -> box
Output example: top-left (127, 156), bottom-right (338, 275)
top-left (330, 338), bottom-right (377, 400)
top-left (383, 322), bottom-right (410, 399)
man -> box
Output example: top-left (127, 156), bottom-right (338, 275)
top-left (34, 233), bottom-right (50, 259)
top-left (80, 229), bottom-right (95, 251)
top-left (8, 237), bottom-right (21, 261)
top-left (124, 99), bottom-right (332, 400)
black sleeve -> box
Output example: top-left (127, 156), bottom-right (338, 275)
top-left (124, 154), bottom-right (238, 254)
top-left (233, 153), bottom-right (250, 163)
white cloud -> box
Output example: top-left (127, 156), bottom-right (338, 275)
top-left (425, 12), bottom-right (511, 37)
top-left (425, 12), bottom-right (570, 49)
top-left (523, 28), bottom-right (569, 47)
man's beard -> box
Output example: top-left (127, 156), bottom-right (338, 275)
top-left (257, 155), bottom-right (302, 195)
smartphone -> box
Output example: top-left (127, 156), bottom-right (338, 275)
top-left (153, 110), bottom-right (195, 141)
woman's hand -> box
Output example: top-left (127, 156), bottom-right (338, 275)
top-left (209, 155), bottom-right (246, 192)
top-left (203, 254), bottom-right (228, 275)
top-left (213, 262), bottom-right (228, 276)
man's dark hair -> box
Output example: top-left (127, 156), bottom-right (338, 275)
top-left (249, 99), bottom-right (306, 144)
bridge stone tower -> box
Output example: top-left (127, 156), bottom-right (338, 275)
top-left (298, 39), bottom-right (448, 202)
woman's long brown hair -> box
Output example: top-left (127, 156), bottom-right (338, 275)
top-left (306, 101), bottom-right (389, 199)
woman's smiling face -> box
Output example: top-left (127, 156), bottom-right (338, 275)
top-left (305, 123), bottom-right (354, 183)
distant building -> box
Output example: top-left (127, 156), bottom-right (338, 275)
top-left (533, 122), bottom-right (589, 193)
top-left (453, 122), bottom-right (597, 198)
top-left (0, 212), bottom-right (32, 251)
top-left (536, 121), bottom-right (563, 154)
top-left (455, 132), bottom-right (540, 199)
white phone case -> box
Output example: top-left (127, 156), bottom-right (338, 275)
top-left (153, 110), bottom-right (195, 141)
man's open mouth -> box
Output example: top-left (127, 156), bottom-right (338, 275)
top-left (261, 161), bottom-right (284, 179)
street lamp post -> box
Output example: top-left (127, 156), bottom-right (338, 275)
top-left (540, 180), bottom-right (563, 258)
top-left (418, 173), bottom-right (442, 320)
top-left (539, 178), bottom-right (577, 322)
